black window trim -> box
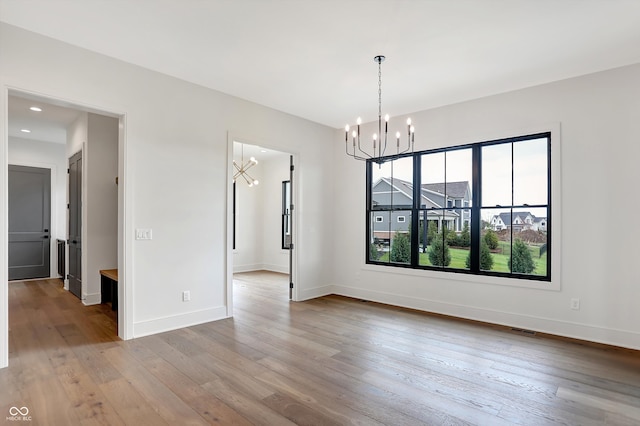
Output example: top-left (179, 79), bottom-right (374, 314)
top-left (365, 132), bottom-right (552, 282)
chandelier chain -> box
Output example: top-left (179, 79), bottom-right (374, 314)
top-left (378, 60), bottom-right (382, 120)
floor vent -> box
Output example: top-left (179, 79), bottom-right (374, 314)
top-left (511, 327), bottom-right (537, 336)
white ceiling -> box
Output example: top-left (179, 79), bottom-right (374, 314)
top-left (2, 0), bottom-right (640, 131)
top-left (8, 94), bottom-right (81, 144)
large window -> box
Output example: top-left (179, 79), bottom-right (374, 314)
top-left (366, 133), bottom-right (551, 281)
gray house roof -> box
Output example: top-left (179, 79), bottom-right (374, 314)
top-left (422, 181), bottom-right (470, 199)
top-left (373, 178), bottom-right (467, 213)
top-left (493, 211), bottom-right (546, 226)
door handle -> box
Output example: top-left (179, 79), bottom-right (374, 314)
top-left (44, 229), bottom-right (49, 232)
top-left (43, 235), bottom-right (49, 239)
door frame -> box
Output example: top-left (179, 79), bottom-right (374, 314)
top-left (0, 83), bottom-right (133, 368)
top-left (225, 133), bottom-right (299, 316)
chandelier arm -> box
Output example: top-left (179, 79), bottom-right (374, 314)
top-left (346, 143), bottom-right (368, 161)
top-left (233, 161), bottom-right (242, 173)
top-left (243, 170), bottom-right (257, 183)
top-left (243, 161), bottom-right (256, 172)
top-left (240, 171), bottom-right (252, 185)
top-left (356, 134), bottom-right (372, 159)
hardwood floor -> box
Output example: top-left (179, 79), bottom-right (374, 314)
top-left (1, 273), bottom-right (639, 425)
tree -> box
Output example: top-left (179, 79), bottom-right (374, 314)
top-left (369, 243), bottom-right (380, 261)
top-left (427, 221), bottom-right (437, 246)
top-left (428, 232), bottom-right (451, 266)
top-left (509, 238), bottom-right (535, 273)
top-left (446, 227), bottom-right (459, 247)
top-left (390, 232), bottom-right (410, 263)
top-left (459, 222), bottom-right (471, 247)
top-left (465, 240), bottom-right (494, 270)
top-left (484, 229), bottom-right (499, 250)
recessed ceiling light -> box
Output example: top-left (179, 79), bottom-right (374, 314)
top-left (29, 106), bottom-right (42, 112)
top-left (20, 129), bottom-right (31, 133)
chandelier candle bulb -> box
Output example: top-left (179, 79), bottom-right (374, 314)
top-left (396, 131), bottom-right (401, 148)
top-left (373, 133), bottom-right (377, 149)
top-left (384, 114), bottom-right (389, 133)
top-left (345, 125), bottom-right (350, 142)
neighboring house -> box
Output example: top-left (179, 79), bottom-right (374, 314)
top-left (422, 181), bottom-right (471, 232)
top-left (490, 212), bottom-right (547, 232)
top-left (371, 178), bottom-right (471, 243)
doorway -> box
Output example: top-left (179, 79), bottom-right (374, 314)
top-left (229, 139), bottom-right (297, 312)
top-left (6, 91), bottom-right (123, 336)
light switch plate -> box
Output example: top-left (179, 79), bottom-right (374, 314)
top-left (135, 228), bottom-right (153, 240)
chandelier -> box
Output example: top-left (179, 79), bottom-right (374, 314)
top-left (345, 55), bottom-right (414, 162)
top-left (233, 144), bottom-right (259, 187)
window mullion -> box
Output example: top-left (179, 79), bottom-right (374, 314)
top-left (470, 145), bottom-right (481, 272)
top-left (411, 154), bottom-right (421, 266)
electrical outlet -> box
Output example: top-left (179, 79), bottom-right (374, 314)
top-left (182, 291), bottom-right (190, 302)
top-left (570, 298), bottom-right (580, 310)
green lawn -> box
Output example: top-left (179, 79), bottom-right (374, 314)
top-left (377, 241), bottom-right (547, 276)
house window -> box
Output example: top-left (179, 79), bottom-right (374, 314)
top-left (366, 132), bottom-right (551, 281)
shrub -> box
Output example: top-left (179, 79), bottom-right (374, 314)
top-left (459, 222), bottom-right (471, 247)
top-left (369, 243), bottom-right (380, 261)
top-left (446, 228), bottom-right (460, 246)
top-left (427, 221), bottom-right (437, 245)
top-left (390, 232), bottom-right (410, 263)
top-left (428, 232), bottom-right (451, 266)
top-left (509, 238), bottom-right (535, 273)
top-left (465, 240), bottom-right (494, 270)
top-left (484, 229), bottom-right (499, 250)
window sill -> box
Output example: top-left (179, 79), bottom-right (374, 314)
top-left (361, 262), bottom-right (561, 291)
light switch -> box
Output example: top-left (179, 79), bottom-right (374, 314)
top-left (135, 228), bottom-right (153, 240)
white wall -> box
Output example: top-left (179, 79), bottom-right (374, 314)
top-left (8, 137), bottom-right (66, 278)
top-left (331, 62), bottom-right (640, 350)
top-left (85, 113), bottom-right (118, 304)
top-left (0, 22), bottom-right (335, 367)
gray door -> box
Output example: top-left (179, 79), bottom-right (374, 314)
top-left (68, 151), bottom-right (82, 299)
top-left (8, 165), bottom-right (51, 280)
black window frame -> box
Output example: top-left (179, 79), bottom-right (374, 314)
top-left (366, 132), bottom-right (552, 282)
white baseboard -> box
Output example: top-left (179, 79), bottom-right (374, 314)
top-left (233, 263), bottom-right (262, 273)
top-left (82, 292), bottom-right (101, 306)
top-left (297, 285), bottom-right (333, 301)
top-left (331, 284), bottom-right (640, 351)
top-left (233, 264), bottom-right (289, 274)
top-left (133, 306), bottom-right (228, 338)
top-left (263, 264), bottom-right (289, 274)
